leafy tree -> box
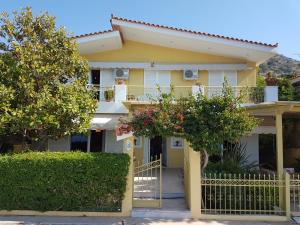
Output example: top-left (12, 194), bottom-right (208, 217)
top-left (0, 8), bottom-right (97, 150)
top-left (278, 77), bottom-right (295, 101)
top-left (121, 82), bottom-right (258, 170)
top-left (178, 83), bottom-right (258, 169)
top-left (256, 75), bottom-right (266, 87)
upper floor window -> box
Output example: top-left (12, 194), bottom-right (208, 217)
top-left (208, 70), bottom-right (237, 97)
top-left (144, 70), bottom-right (171, 100)
top-left (89, 69), bottom-right (115, 101)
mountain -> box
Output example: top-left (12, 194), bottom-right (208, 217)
top-left (259, 54), bottom-right (300, 76)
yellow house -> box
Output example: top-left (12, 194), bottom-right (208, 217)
top-left (47, 15), bottom-right (283, 171)
top-left (47, 16), bottom-right (300, 220)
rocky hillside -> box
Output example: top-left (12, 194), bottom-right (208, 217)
top-left (259, 54), bottom-right (300, 76)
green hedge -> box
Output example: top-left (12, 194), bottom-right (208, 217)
top-left (0, 152), bottom-right (130, 212)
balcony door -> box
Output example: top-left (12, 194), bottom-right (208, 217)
top-left (144, 70), bottom-right (171, 100)
top-left (90, 69), bottom-right (115, 101)
top-left (208, 70), bottom-right (237, 97)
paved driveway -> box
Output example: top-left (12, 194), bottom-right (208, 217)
top-left (0, 216), bottom-right (295, 225)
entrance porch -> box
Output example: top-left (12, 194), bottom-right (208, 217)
top-left (131, 102), bottom-right (300, 221)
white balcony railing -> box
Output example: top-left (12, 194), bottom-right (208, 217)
top-left (126, 85), bottom-right (264, 103)
top-left (87, 84), bottom-right (114, 102)
top-left (87, 84), bottom-right (266, 104)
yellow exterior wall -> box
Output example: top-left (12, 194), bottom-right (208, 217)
top-left (84, 41), bottom-right (247, 64)
top-left (133, 136), bottom-right (184, 168)
top-left (133, 136), bottom-right (144, 162)
top-left (84, 41), bottom-right (256, 88)
top-left (85, 40), bottom-right (257, 167)
top-left (167, 138), bottom-right (184, 168)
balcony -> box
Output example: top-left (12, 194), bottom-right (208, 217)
top-left (88, 84), bottom-right (273, 104)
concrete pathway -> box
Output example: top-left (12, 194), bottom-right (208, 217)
top-left (0, 216), bottom-right (295, 225)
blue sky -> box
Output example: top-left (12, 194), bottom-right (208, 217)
top-left (1, 0), bottom-right (300, 60)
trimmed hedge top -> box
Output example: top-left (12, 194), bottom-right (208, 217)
top-left (0, 152), bottom-right (130, 212)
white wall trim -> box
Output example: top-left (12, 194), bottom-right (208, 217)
top-left (89, 62), bottom-right (249, 71)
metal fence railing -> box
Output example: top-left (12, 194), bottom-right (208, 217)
top-left (86, 84), bottom-right (265, 104)
top-left (290, 173), bottom-right (300, 216)
top-left (133, 155), bottom-right (162, 208)
top-left (126, 85), bottom-right (264, 104)
top-left (127, 85), bottom-right (193, 101)
top-left (201, 173), bottom-right (285, 215)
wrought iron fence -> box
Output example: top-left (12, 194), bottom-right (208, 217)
top-left (290, 173), bottom-right (300, 215)
top-left (133, 155), bottom-right (162, 208)
top-left (201, 173), bottom-right (285, 215)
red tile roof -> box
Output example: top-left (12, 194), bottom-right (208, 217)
top-left (110, 15), bottom-right (278, 48)
top-left (75, 15), bottom-right (278, 48)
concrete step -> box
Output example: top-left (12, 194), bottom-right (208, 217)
top-left (132, 208), bottom-right (192, 219)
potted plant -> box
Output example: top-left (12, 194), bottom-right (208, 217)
top-left (117, 79), bottom-right (125, 85)
top-left (264, 72), bottom-right (279, 102)
top-left (104, 89), bottom-right (115, 102)
top-left (265, 72), bottom-right (279, 86)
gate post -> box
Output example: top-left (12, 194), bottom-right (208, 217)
top-left (188, 146), bottom-right (202, 218)
top-left (121, 137), bottom-right (134, 216)
top-left (285, 172), bottom-right (291, 219)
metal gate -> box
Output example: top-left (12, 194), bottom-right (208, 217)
top-left (133, 154), bottom-right (162, 208)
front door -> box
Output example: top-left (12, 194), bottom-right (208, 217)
top-left (90, 130), bottom-right (103, 152)
top-left (150, 136), bottom-right (162, 161)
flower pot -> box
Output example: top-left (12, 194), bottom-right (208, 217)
top-left (117, 79), bottom-right (125, 85)
top-left (265, 72), bottom-right (279, 86)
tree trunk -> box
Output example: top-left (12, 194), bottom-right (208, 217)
top-left (200, 149), bottom-right (209, 209)
top-left (31, 137), bottom-right (48, 151)
top-left (201, 149), bottom-right (209, 174)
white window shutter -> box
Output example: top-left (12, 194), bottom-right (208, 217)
top-left (208, 71), bottom-right (224, 97)
top-left (144, 70), bottom-right (157, 100)
top-left (208, 70), bottom-right (224, 86)
top-left (100, 69), bottom-right (114, 87)
top-left (157, 70), bottom-right (171, 94)
top-left (144, 70), bottom-right (157, 87)
top-left (224, 70), bottom-right (237, 86)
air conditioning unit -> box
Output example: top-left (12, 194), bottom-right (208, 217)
top-left (183, 69), bottom-right (198, 80)
top-left (114, 68), bottom-right (129, 80)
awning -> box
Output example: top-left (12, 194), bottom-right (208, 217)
top-left (90, 114), bottom-right (127, 130)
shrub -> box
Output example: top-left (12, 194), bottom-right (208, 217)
top-left (205, 142), bottom-right (257, 174)
top-left (0, 152), bottom-right (130, 212)
top-left (249, 87), bottom-right (264, 103)
top-left (278, 77), bottom-right (295, 101)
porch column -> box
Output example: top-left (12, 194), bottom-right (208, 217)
top-left (276, 111), bottom-right (284, 176)
top-left (188, 146), bottom-right (201, 218)
top-left (276, 111), bottom-right (284, 210)
top-left (121, 137), bottom-right (134, 216)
